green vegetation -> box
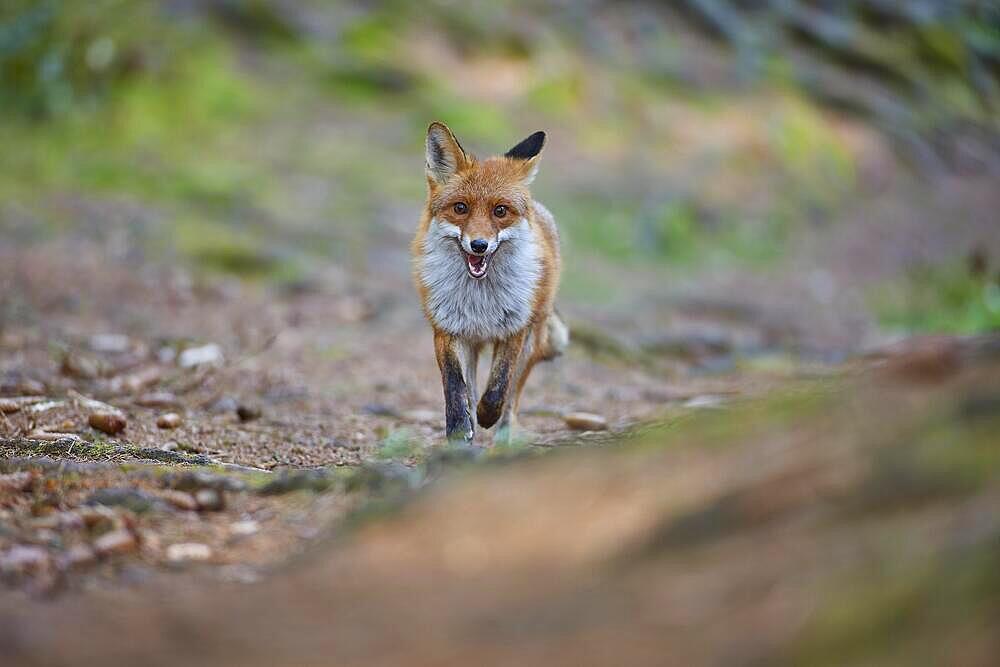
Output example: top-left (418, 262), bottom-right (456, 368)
top-left (375, 428), bottom-right (420, 461)
top-left (0, 4), bottom-right (865, 242)
top-left (874, 261), bottom-right (1000, 334)
top-left (1, 1), bottom-right (995, 333)
top-left (0, 1), bottom-right (177, 119)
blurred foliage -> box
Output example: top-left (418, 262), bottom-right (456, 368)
top-left (874, 255), bottom-right (1000, 334)
top-left (0, 1), bottom-right (180, 119)
top-left (375, 429), bottom-right (420, 461)
top-left (672, 1), bottom-right (1000, 128)
top-left (1, 0), bottom-right (998, 330)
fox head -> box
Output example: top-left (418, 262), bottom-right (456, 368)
top-left (424, 121), bottom-right (545, 279)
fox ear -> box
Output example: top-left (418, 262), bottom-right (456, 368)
top-left (505, 131), bottom-right (545, 184)
top-left (426, 122), bottom-right (469, 185)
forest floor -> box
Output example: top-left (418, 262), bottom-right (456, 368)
top-left (0, 232), bottom-right (788, 594)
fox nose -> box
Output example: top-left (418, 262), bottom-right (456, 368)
top-left (470, 239), bottom-right (489, 255)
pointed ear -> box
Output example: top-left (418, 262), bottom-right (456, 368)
top-left (426, 122), bottom-right (469, 185)
top-left (505, 131), bottom-right (546, 184)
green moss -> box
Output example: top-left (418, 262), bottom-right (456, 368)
top-left (87, 440), bottom-right (120, 458)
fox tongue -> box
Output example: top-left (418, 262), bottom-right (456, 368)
top-left (466, 251), bottom-right (489, 278)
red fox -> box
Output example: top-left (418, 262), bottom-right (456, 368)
top-left (412, 122), bottom-right (569, 444)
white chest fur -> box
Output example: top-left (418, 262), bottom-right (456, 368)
top-left (419, 218), bottom-right (542, 341)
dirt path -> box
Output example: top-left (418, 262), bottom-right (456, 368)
top-left (1, 335), bottom-right (997, 666)
top-left (2, 237), bottom-right (782, 596)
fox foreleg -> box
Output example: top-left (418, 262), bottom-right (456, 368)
top-left (435, 331), bottom-right (475, 443)
top-left (477, 329), bottom-right (528, 430)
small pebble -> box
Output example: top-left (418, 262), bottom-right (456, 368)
top-left (156, 412), bottom-right (183, 429)
top-left (89, 411), bottom-right (127, 435)
top-left (230, 520), bottom-right (259, 536)
top-left (563, 411), bottom-right (609, 431)
top-left (178, 343), bottom-right (223, 368)
top-left (117, 366), bottom-right (163, 393)
top-left (61, 352), bottom-right (99, 379)
top-left (209, 396), bottom-right (238, 414)
top-left (236, 404), bottom-right (262, 422)
top-left (18, 378), bottom-right (47, 395)
top-left (135, 392), bottom-right (179, 408)
top-left (166, 542), bottom-right (212, 563)
top-left (195, 488), bottom-right (225, 512)
top-left (89, 333), bottom-right (131, 354)
top-left (93, 529), bottom-right (138, 557)
top-left (161, 490), bottom-right (198, 512)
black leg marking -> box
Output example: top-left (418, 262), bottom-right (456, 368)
top-left (443, 353), bottom-right (473, 442)
top-left (477, 367), bottom-right (507, 429)
top-left (477, 331), bottom-right (529, 430)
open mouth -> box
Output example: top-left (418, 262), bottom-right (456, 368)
top-left (465, 251), bottom-right (492, 279)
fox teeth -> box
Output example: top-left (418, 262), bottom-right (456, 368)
top-left (465, 252), bottom-right (491, 279)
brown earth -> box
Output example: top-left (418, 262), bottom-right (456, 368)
top-left (1, 335), bottom-right (997, 666)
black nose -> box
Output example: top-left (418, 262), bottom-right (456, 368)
top-left (470, 239), bottom-right (489, 254)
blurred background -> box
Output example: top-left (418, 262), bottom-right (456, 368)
top-left (3, 0), bottom-right (998, 355)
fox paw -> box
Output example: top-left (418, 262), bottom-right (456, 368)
top-left (477, 392), bottom-right (504, 429)
top-left (445, 411), bottom-right (474, 443)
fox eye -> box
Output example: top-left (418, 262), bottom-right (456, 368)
top-left (452, 202), bottom-right (468, 215)
top-left (493, 204), bottom-right (507, 218)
